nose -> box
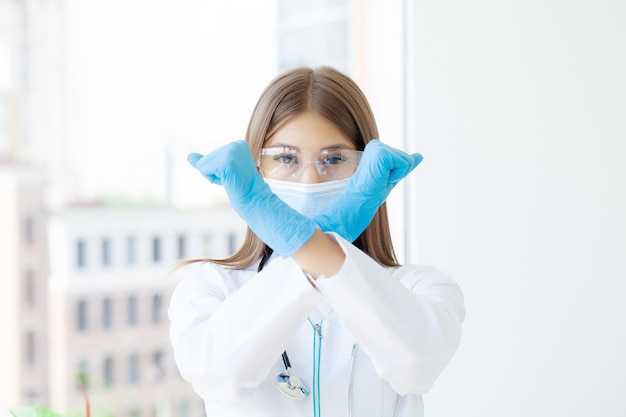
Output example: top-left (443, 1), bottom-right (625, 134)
top-left (299, 161), bottom-right (325, 184)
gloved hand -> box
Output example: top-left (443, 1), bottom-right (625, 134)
top-left (313, 140), bottom-right (423, 242)
top-left (188, 140), bottom-right (317, 258)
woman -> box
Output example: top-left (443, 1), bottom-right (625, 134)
top-left (169, 66), bottom-right (464, 417)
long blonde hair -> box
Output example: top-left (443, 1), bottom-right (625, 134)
top-left (185, 66), bottom-right (399, 269)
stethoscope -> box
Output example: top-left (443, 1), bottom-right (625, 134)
top-left (276, 350), bottom-right (310, 399)
top-left (276, 340), bottom-right (363, 416)
top-left (257, 249), bottom-right (312, 400)
top-left (258, 247), bottom-right (400, 417)
top-left (276, 339), bottom-right (399, 417)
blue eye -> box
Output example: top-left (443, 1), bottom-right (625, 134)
top-left (273, 154), bottom-right (298, 165)
top-left (322, 155), bottom-right (347, 165)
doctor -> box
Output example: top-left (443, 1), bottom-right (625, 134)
top-left (168, 66), bottom-right (465, 417)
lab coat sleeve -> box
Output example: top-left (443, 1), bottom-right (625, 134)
top-left (168, 259), bottom-right (323, 405)
top-left (314, 233), bottom-right (465, 396)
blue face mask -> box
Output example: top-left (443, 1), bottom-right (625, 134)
top-left (264, 178), bottom-right (349, 219)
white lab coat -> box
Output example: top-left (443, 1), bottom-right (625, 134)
top-left (169, 233), bottom-right (465, 417)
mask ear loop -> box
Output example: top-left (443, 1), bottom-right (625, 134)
top-left (257, 246), bottom-right (310, 400)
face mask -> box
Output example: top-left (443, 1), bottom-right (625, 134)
top-left (264, 178), bottom-right (349, 219)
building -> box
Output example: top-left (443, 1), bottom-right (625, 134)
top-left (0, 164), bottom-right (247, 415)
top-left (0, 165), bottom-right (50, 408)
top-left (276, 0), bottom-right (364, 80)
top-left (47, 204), bottom-right (245, 416)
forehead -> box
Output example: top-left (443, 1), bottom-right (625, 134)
top-left (265, 112), bottom-right (353, 151)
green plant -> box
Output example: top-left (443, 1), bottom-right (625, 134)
top-left (9, 379), bottom-right (90, 417)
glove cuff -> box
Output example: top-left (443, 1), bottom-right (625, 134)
top-left (234, 188), bottom-right (317, 258)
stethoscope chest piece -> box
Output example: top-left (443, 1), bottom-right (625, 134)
top-left (277, 351), bottom-right (310, 400)
top-left (276, 372), bottom-right (310, 400)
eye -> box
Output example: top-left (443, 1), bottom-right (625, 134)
top-left (321, 154), bottom-right (347, 165)
top-left (273, 154), bottom-right (298, 165)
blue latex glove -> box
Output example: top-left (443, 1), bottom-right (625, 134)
top-left (313, 140), bottom-right (423, 242)
top-left (188, 140), bottom-right (316, 258)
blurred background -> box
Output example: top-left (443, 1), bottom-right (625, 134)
top-left (1, 0), bottom-right (625, 416)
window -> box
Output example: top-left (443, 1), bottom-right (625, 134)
top-left (102, 298), bottom-right (113, 329)
top-left (24, 390), bottom-right (38, 405)
top-left (77, 360), bottom-right (89, 389)
top-left (227, 233), bottom-right (237, 255)
top-left (276, 0), bottom-right (350, 73)
top-left (127, 296), bottom-right (137, 326)
top-left (203, 233), bottom-right (213, 257)
top-left (102, 238), bottom-right (111, 266)
top-left (24, 269), bottom-right (35, 306)
top-left (153, 350), bottom-right (165, 380)
top-left (25, 331), bottom-right (35, 365)
top-left (151, 294), bottom-right (162, 324)
top-left (77, 300), bottom-right (88, 332)
top-left (126, 236), bottom-right (136, 265)
top-left (103, 356), bottom-right (114, 386)
top-left (152, 236), bottom-right (161, 263)
top-left (177, 234), bottom-right (187, 259)
top-left (23, 216), bottom-right (35, 244)
top-left (76, 239), bottom-right (86, 268)
top-left (128, 354), bottom-right (139, 385)
top-left (178, 401), bottom-right (190, 417)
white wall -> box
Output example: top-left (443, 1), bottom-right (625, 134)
top-left (405, 1), bottom-right (626, 416)
top-left (359, 0), bottom-right (407, 260)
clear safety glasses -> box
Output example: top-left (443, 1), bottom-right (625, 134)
top-left (258, 147), bottom-right (363, 181)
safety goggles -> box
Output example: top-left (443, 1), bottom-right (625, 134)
top-left (258, 147), bottom-right (363, 181)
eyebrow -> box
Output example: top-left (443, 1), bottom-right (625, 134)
top-left (266, 142), bottom-right (355, 151)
